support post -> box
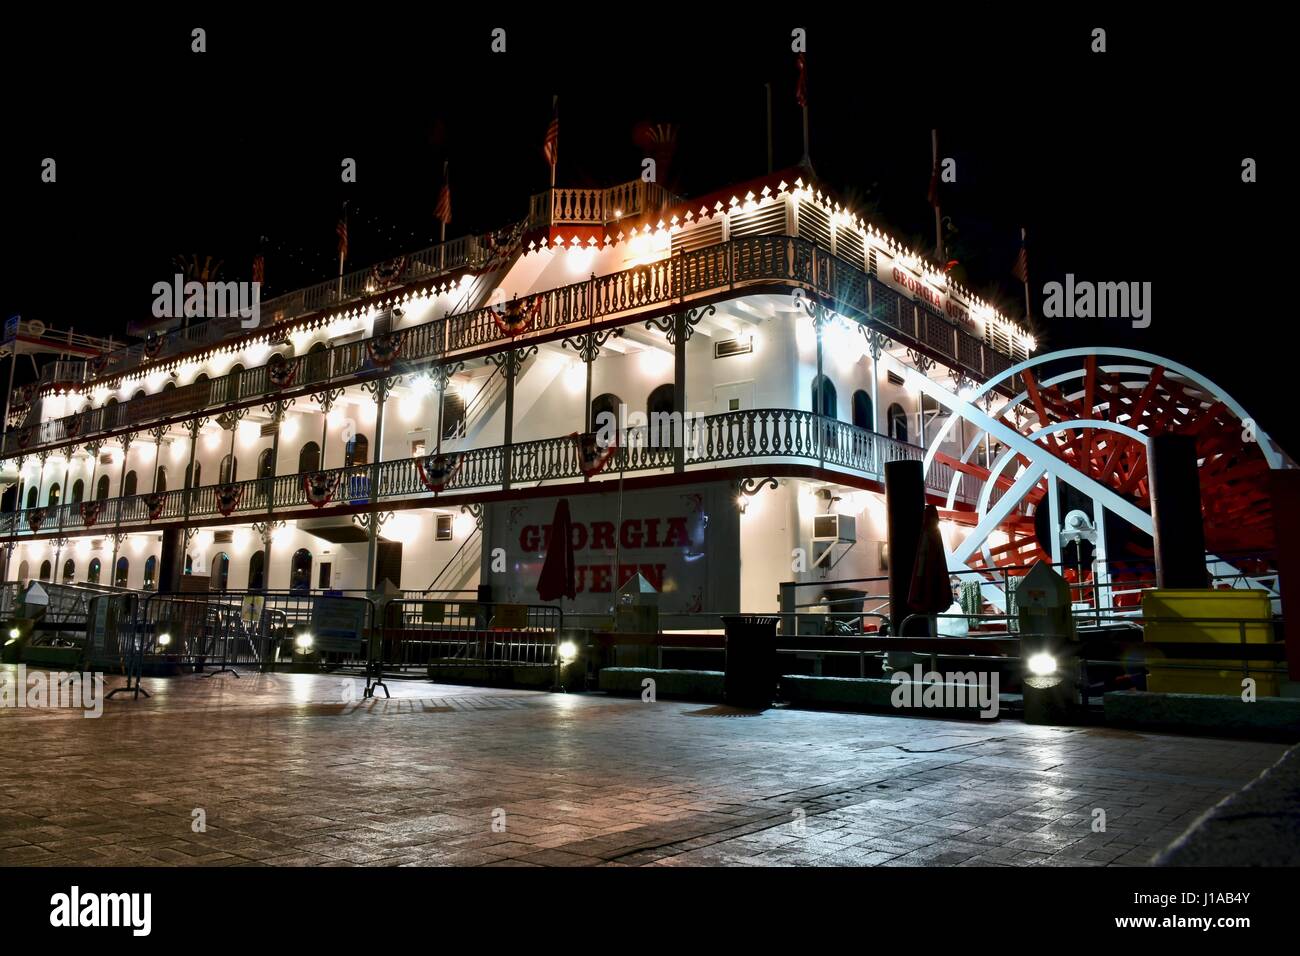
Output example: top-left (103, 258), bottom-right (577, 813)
top-left (1148, 433), bottom-right (1208, 589)
top-left (884, 458), bottom-right (926, 635)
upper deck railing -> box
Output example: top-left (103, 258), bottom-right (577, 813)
top-left (5, 234), bottom-right (1027, 458)
top-left (26, 233), bottom-right (492, 395)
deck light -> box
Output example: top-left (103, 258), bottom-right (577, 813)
top-left (7, 628), bottom-right (20, 642)
top-left (295, 633), bottom-right (314, 651)
top-left (558, 640), bottom-right (578, 663)
top-left (1027, 652), bottom-right (1057, 677)
top-left (158, 633), bottom-right (172, 647)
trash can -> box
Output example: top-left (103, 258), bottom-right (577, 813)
top-left (722, 615), bottom-right (779, 710)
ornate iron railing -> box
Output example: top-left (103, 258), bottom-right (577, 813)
top-left (6, 235), bottom-right (1023, 458)
top-left (1, 410), bottom-right (978, 537)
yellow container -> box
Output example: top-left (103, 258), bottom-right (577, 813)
top-left (1141, 589), bottom-right (1279, 696)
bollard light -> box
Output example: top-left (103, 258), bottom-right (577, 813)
top-left (1026, 652), bottom-right (1057, 677)
top-left (557, 640), bottom-right (578, 663)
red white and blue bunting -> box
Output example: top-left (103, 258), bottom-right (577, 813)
top-left (302, 471), bottom-right (340, 508)
top-left (415, 453), bottom-right (462, 493)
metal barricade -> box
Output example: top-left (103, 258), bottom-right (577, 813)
top-left (378, 598), bottom-right (563, 672)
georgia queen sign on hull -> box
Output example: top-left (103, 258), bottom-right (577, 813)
top-left (484, 482), bottom-right (740, 628)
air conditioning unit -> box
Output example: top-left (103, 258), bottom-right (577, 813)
top-left (887, 370), bottom-right (906, 387)
top-left (813, 513), bottom-right (856, 544)
top-left (259, 422), bottom-right (278, 437)
top-left (811, 512), bottom-right (856, 571)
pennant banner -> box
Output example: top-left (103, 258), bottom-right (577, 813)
top-left (215, 483), bottom-right (244, 517)
top-left (145, 492), bottom-right (167, 521)
top-left (369, 255), bottom-right (408, 291)
top-left (302, 471), bottom-right (341, 508)
top-left (267, 352), bottom-right (297, 388)
top-left (27, 506), bottom-right (47, 532)
top-left (65, 411), bottom-right (85, 440)
top-left (366, 329), bottom-right (406, 370)
top-left (142, 332), bottom-right (165, 360)
top-left (415, 453), bottom-right (463, 493)
top-left (490, 296), bottom-right (540, 338)
top-left (79, 500), bottom-right (101, 528)
top-left (571, 431), bottom-right (618, 478)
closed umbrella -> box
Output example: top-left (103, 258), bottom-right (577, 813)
top-left (537, 498), bottom-right (577, 602)
top-left (907, 504), bottom-right (953, 633)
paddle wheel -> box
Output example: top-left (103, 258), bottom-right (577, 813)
top-left (917, 348), bottom-right (1292, 606)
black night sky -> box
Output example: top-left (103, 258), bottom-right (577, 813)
top-left (3, 13), bottom-right (1282, 448)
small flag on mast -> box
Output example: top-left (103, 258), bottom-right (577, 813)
top-left (435, 163), bottom-right (452, 226)
top-left (542, 96), bottom-right (559, 171)
top-left (1011, 231), bottom-right (1029, 283)
top-left (795, 53), bottom-right (808, 107)
top-left (927, 138), bottom-right (941, 208)
top-left (252, 252), bottom-right (265, 285)
top-left (336, 210), bottom-right (349, 266)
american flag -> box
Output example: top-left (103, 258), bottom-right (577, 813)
top-left (1011, 234), bottom-right (1029, 283)
top-left (252, 252), bottom-right (265, 285)
top-left (336, 214), bottom-right (349, 265)
top-left (435, 168), bottom-right (451, 226)
top-left (795, 53), bottom-right (808, 107)
top-left (542, 96), bottom-right (559, 169)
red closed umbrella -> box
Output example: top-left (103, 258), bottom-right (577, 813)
top-left (537, 498), bottom-right (577, 602)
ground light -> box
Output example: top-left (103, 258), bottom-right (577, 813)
top-left (1026, 652), bottom-right (1057, 677)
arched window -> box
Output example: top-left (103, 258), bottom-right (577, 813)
top-left (87, 558), bottom-right (101, 585)
top-left (26, 486), bottom-right (38, 509)
top-left (219, 454), bottom-right (237, 484)
top-left (591, 393), bottom-right (621, 433)
top-left (257, 448), bottom-right (274, 479)
top-left (163, 380), bottom-right (176, 391)
top-left (114, 556), bottom-right (129, 588)
top-left (96, 475), bottom-right (111, 500)
top-left (143, 555), bottom-right (157, 590)
top-left (71, 479), bottom-right (85, 504)
top-left (647, 384), bottom-right (675, 446)
top-left (298, 441), bottom-right (320, 474)
top-left (345, 434), bottom-right (368, 467)
top-left (184, 554), bottom-right (193, 575)
top-left (887, 403), bottom-right (909, 443)
top-left (132, 390), bottom-right (146, 401)
top-left (811, 375), bottom-right (837, 419)
top-left (247, 550), bottom-right (266, 590)
top-left (212, 552), bottom-right (230, 591)
top-left (852, 390), bottom-right (873, 431)
top-left (62, 559), bottom-right (75, 583)
top-left (185, 461), bottom-right (201, 490)
top-left (154, 466), bottom-right (167, 493)
top-left (228, 364), bottom-right (245, 399)
top-left (17, 560), bottom-right (29, 583)
top-left (123, 470), bottom-right (137, 498)
top-left (48, 482), bottom-right (61, 507)
top-left (39, 560), bottom-right (52, 582)
top-left (290, 548), bottom-right (312, 593)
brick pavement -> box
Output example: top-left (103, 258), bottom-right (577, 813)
top-left (0, 665), bottom-right (1286, 867)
